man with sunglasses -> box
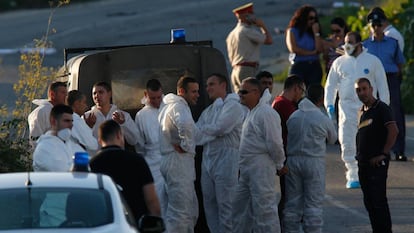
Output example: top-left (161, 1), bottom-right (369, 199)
top-left (363, 8), bottom-right (407, 162)
top-left (232, 77), bottom-right (286, 232)
top-left (325, 31), bottom-right (390, 189)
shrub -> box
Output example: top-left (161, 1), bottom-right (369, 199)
top-left (0, 0), bottom-right (70, 172)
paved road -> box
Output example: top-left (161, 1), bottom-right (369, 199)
top-left (271, 85), bottom-right (414, 233)
top-left (324, 142), bottom-right (414, 233)
top-left (0, 0), bottom-right (338, 81)
top-left (1, 1), bottom-right (412, 232)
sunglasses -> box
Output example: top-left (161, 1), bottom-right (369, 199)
top-left (238, 89), bottom-right (250, 95)
top-left (331, 29), bottom-right (341, 33)
top-left (308, 16), bottom-right (316, 21)
top-left (371, 23), bottom-right (383, 28)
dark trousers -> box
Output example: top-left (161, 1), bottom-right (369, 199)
top-left (386, 73), bottom-right (406, 154)
top-left (358, 161), bottom-right (392, 233)
top-left (288, 60), bottom-right (322, 88)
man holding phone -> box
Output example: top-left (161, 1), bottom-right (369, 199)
top-left (355, 78), bottom-right (398, 233)
top-left (226, 2), bottom-right (273, 93)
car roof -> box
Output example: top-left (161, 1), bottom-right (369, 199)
top-left (0, 172), bottom-right (112, 190)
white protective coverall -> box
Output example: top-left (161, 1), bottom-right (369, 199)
top-left (284, 98), bottom-right (337, 233)
top-left (85, 104), bottom-right (139, 146)
top-left (72, 112), bottom-right (98, 155)
top-left (134, 98), bottom-right (166, 216)
top-left (158, 93), bottom-right (198, 233)
top-left (28, 99), bottom-right (53, 145)
top-left (33, 131), bottom-right (73, 172)
top-left (325, 49), bottom-right (390, 183)
top-left (232, 91), bottom-right (285, 233)
top-left (196, 93), bottom-right (244, 233)
top-left (33, 131), bottom-right (75, 227)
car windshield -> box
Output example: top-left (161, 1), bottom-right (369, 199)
top-left (0, 187), bottom-right (114, 229)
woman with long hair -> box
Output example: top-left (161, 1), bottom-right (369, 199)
top-left (323, 17), bottom-right (349, 72)
top-left (286, 5), bottom-right (323, 87)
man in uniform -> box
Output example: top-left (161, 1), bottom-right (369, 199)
top-left (226, 2), bottom-right (272, 93)
top-left (363, 10), bottom-right (406, 161)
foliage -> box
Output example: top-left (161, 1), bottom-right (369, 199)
top-left (395, 0), bottom-right (414, 113)
top-left (0, 0), bottom-right (70, 172)
top-left (273, 66), bottom-right (289, 83)
top-left (275, 0), bottom-right (413, 115)
top-left (0, 119), bottom-right (31, 172)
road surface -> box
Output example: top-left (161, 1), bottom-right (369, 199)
top-left (0, 1), bottom-right (412, 232)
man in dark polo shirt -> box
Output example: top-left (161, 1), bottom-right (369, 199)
top-left (355, 78), bottom-right (398, 233)
top-left (90, 120), bottom-right (161, 222)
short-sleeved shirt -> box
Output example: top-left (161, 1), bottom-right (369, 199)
top-left (363, 36), bottom-right (405, 73)
top-left (226, 22), bottom-right (266, 66)
top-left (356, 100), bottom-right (394, 163)
top-left (272, 95), bottom-right (297, 148)
top-left (90, 145), bottom-right (154, 221)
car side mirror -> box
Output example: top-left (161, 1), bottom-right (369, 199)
top-left (138, 215), bottom-right (165, 233)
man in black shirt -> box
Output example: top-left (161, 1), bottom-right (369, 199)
top-left (355, 78), bottom-right (398, 233)
top-left (90, 120), bottom-right (161, 222)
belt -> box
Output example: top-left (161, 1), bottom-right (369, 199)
top-left (294, 60), bottom-right (319, 64)
top-left (236, 61), bottom-right (259, 68)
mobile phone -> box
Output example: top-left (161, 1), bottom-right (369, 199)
top-left (246, 14), bottom-right (256, 24)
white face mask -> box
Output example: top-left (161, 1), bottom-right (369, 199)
top-left (343, 42), bottom-right (357, 56)
top-left (57, 128), bottom-right (71, 142)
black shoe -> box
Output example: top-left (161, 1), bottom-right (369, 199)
top-left (396, 154), bottom-right (407, 161)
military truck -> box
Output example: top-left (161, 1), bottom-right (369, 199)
top-left (62, 40), bottom-right (230, 233)
top-left (63, 41), bottom-right (229, 119)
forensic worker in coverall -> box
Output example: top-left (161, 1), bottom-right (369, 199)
top-left (84, 81), bottom-right (139, 146)
top-left (196, 73), bottom-right (244, 233)
top-left (324, 31), bottom-right (389, 189)
top-left (28, 81), bottom-right (67, 147)
top-left (158, 76), bottom-right (200, 233)
top-left (232, 77), bottom-right (286, 233)
top-left (284, 84), bottom-right (337, 233)
top-left (135, 79), bottom-right (166, 217)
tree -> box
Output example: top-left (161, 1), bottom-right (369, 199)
top-left (0, 0), bottom-right (70, 172)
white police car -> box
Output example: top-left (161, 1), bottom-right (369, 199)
top-left (0, 172), bottom-right (140, 232)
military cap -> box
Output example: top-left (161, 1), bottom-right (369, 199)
top-left (232, 2), bottom-right (254, 15)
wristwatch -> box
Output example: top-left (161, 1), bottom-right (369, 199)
top-left (314, 32), bottom-right (320, 37)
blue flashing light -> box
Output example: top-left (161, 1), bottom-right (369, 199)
top-left (171, 28), bottom-right (186, 43)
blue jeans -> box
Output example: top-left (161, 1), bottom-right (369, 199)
top-left (289, 60), bottom-right (322, 88)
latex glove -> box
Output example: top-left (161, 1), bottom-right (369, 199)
top-left (327, 105), bottom-right (335, 120)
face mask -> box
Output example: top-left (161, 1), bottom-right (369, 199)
top-left (343, 42), bottom-right (357, 56)
top-left (57, 128), bottom-right (71, 142)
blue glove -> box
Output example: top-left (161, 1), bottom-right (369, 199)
top-left (327, 105), bottom-right (335, 120)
